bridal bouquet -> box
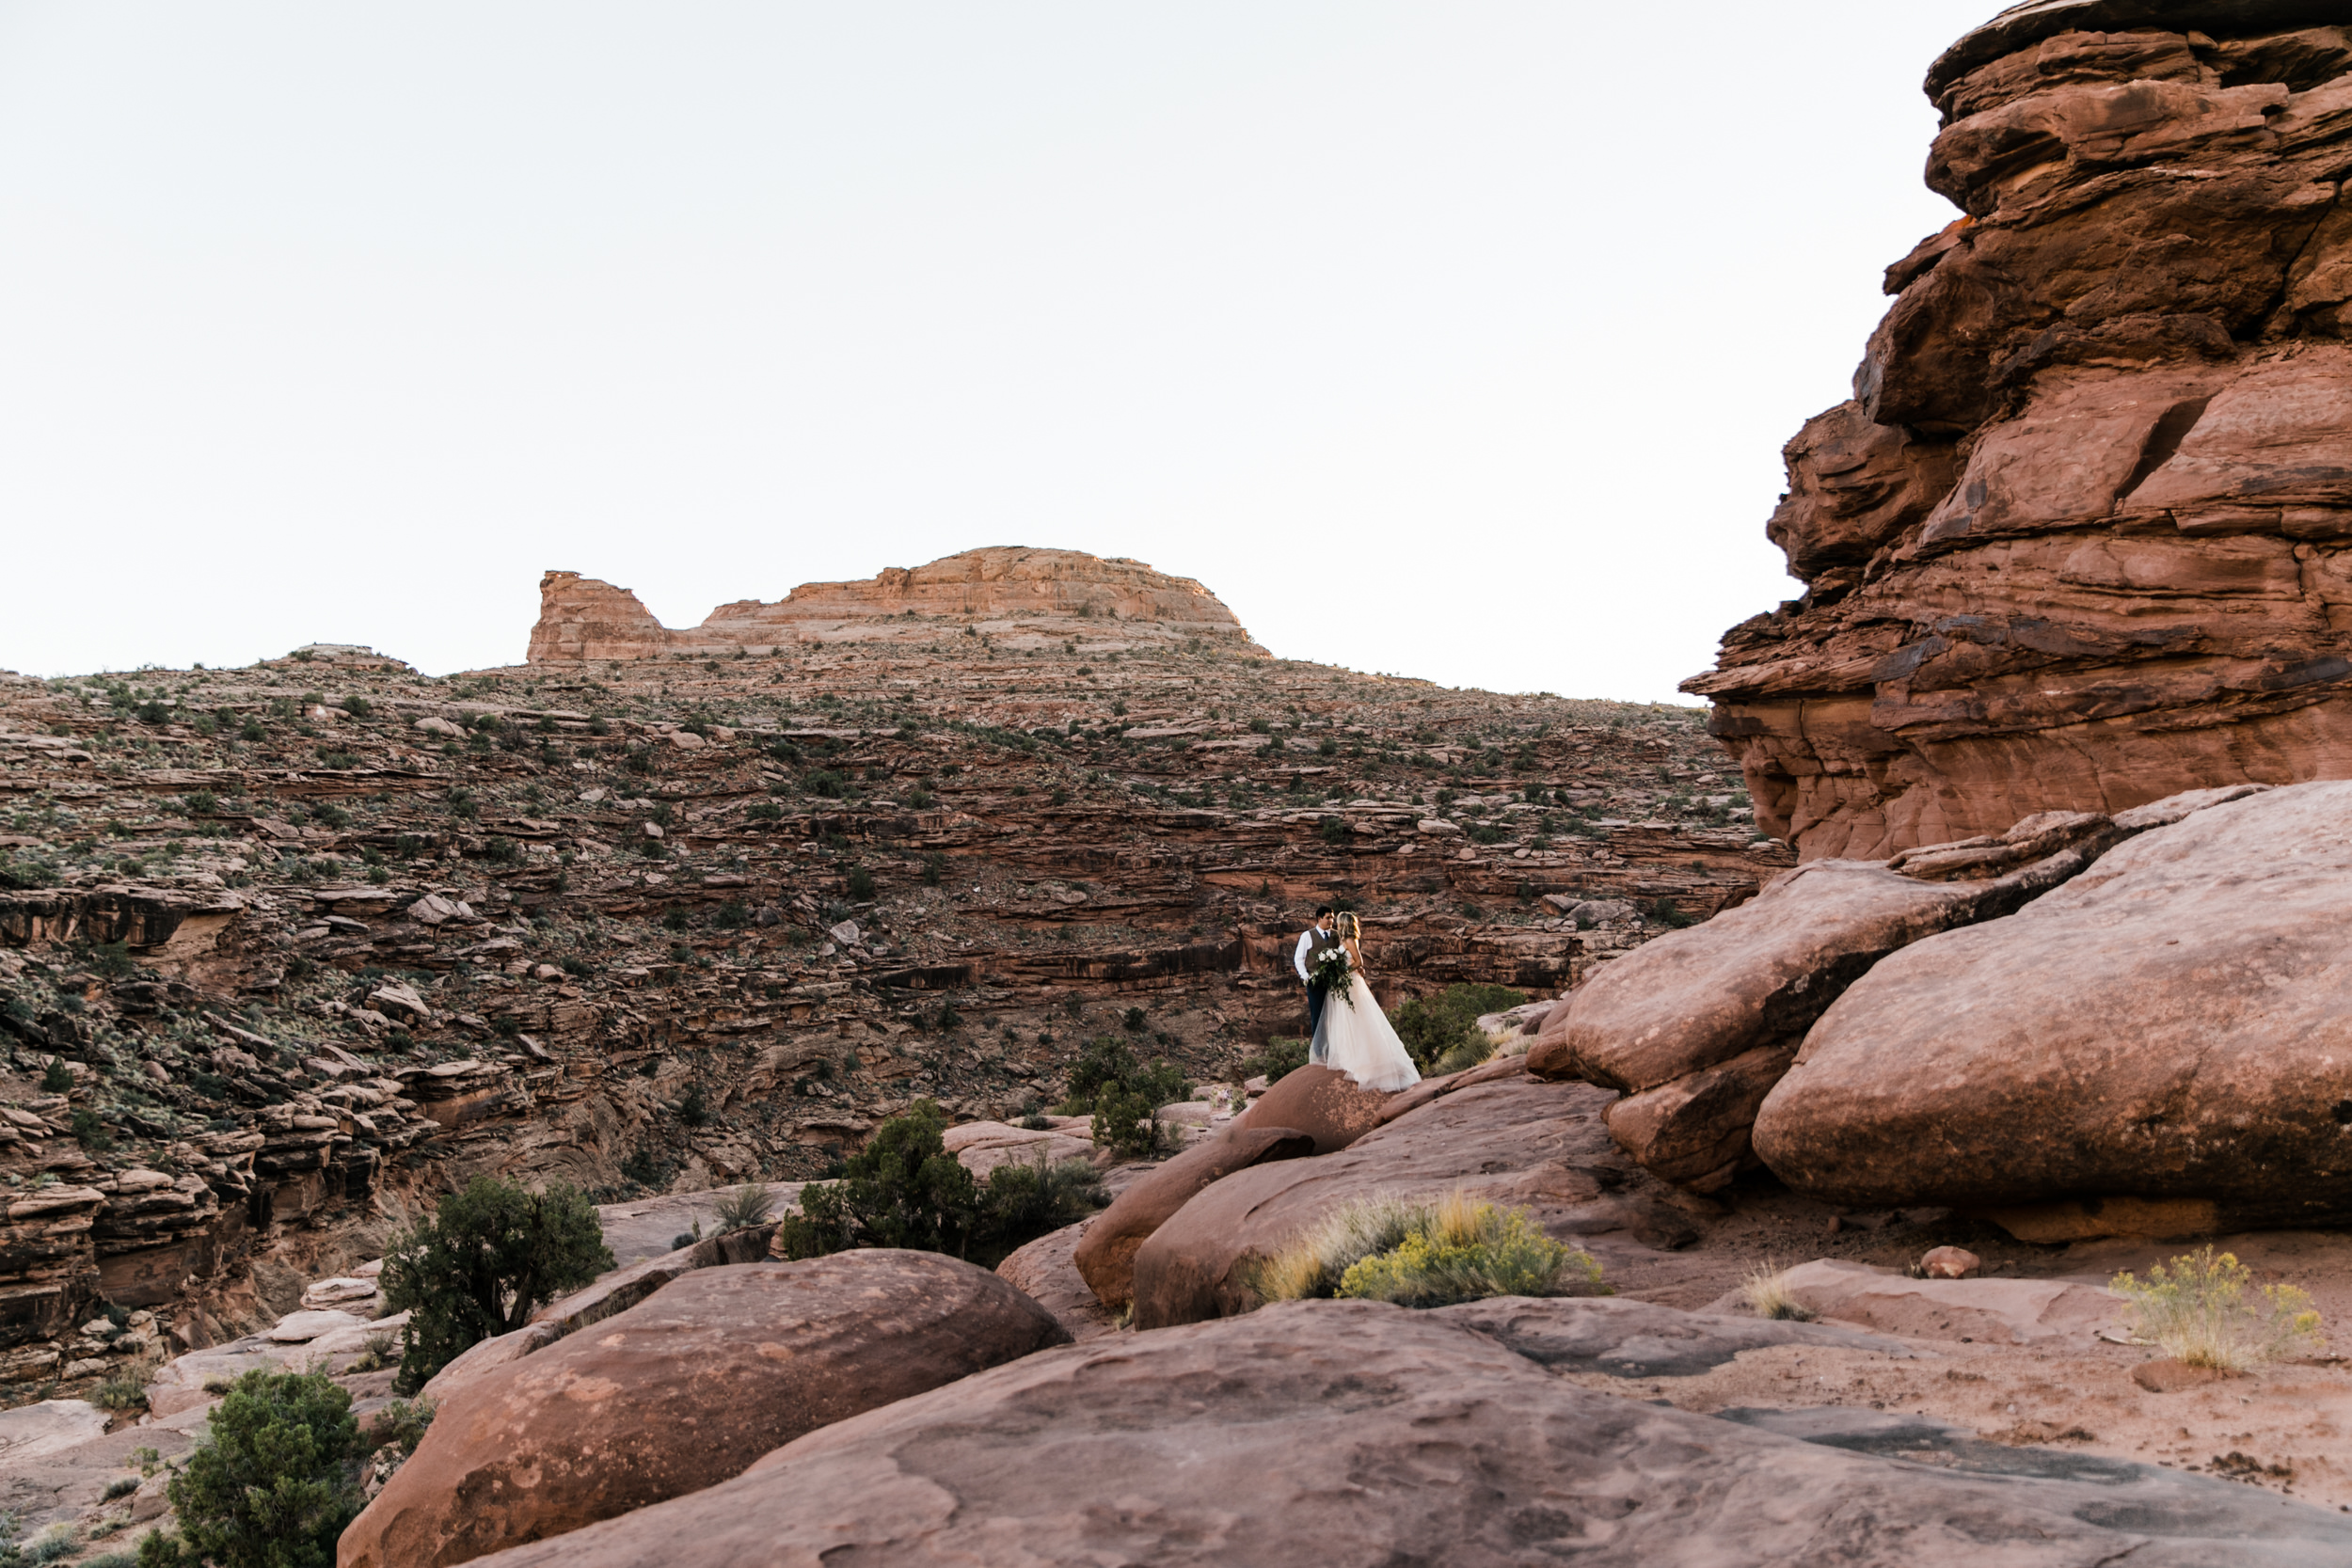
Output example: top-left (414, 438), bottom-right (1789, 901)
top-left (1311, 946), bottom-right (1355, 1008)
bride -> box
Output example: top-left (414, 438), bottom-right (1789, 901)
top-left (1310, 913), bottom-right (1422, 1093)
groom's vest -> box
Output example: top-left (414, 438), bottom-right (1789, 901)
top-left (1302, 926), bottom-right (1341, 986)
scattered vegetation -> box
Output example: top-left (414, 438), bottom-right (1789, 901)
top-left (1241, 1035), bottom-right (1310, 1085)
top-left (773, 1101), bottom-right (1104, 1268)
top-left (133, 1369), bottom-right (359, 1568)
top-left (2111, 1247), bottom-right (2324, 1371)
top-left (380, 1178), bottom-right (614, 1394)
top-left (1057, 1036), bottom-right (1190, 1156)
top-left (1388, 983), bottom-right (1524, 1076)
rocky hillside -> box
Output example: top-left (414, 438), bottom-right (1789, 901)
top-left (0, 552), bottom-right (1776, 1403)
top-left (1687, 1), bottom-right (2352, 859)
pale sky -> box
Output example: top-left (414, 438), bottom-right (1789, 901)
top-left (0, 2), bottom-right (1989, 700)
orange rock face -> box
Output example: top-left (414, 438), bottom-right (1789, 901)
top-left (1686, 5), bottom-right (2352, 860)
top-left (528, 546), bottom-right (1265, 662)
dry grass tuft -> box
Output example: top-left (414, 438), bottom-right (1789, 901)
top-left (1740, 1262), bottom-right (1814, 1322)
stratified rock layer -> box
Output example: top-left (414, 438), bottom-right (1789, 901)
top-left (527, 547), bottom-right (1265, 661)
top-left (1753, 781), bottom-right (2352, 1226)
top-left (1687, 3), bottom-right (2352, 859)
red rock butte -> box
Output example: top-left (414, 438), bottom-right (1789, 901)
top-left (527, 546), bottom-right (1267, 663)
top-left (1686, 0), bottom-right (2352, 860)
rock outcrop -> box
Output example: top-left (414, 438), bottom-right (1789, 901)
top-left (1686, 2), bottom-right (2352, 859)
top-left (526, 547), bottom-right (1266, 662)
top-left (1753, 780), bottom-right (2352, 1229)
top-left (458, 1297), bottom-right (2352, 1568)
top-left (1130, 1068), bottom-right (1691, 1328)
top-left (340, 1250), bottom-right (1067, 1568)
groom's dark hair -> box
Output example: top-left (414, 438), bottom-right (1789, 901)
top-left (1314, 905), bottom-right (1335, 919)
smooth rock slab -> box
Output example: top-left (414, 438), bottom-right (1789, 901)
top-left (1432, 1292), bottom-right (1921, 1378)
top-left (1704, 1260), bottom-right (2122, 1347)
top-left (462, 1299), bottom-right (2352, 1568)
top-left (340, 1250), bottom-right (1070, 1568)
top-left (1754, 782), bottom-right (2352, 1223)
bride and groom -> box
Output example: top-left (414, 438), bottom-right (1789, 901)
top-left (1292, 907), bottom-right (1421, 1093)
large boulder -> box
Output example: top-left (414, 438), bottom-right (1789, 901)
top-left (1071, 1125), bottom-right (1315, 1308)
top-left (1130, 1076), bottom-right (1694, 1329)
top-left (1754, 782), bottom-right (2352, 1227)
top-left (461, 1298), bottom-right (2352, 1568)
top-left (1527, 847), bottom-right (2095, 1190)
top-left (339, 1251), bottom-right (1068, 1568)
top-left (1234, 1063), bottom-right (1390, 1152)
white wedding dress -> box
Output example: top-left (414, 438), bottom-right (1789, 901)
top-left (1312, 966), bottom-right (1422, 1093)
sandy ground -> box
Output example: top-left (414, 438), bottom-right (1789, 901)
top-left (1569, 1206), bottom-right (2352, 1513)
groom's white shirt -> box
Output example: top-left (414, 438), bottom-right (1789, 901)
top-left (1294, 925), bottom-right (1328, 985)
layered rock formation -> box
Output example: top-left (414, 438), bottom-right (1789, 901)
top-left (1687, 1), bottom-right (2352, 859)
top-left (0, 590), bottom-right (1762, 1401)
top-left (527, 547), bottom-right (1266, 662)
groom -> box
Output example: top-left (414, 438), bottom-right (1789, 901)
top-left (1294, 906), bottom-right (1340, 1062)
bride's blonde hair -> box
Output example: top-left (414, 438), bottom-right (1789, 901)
top-left (1335, 911), bottom-right (1360, 940)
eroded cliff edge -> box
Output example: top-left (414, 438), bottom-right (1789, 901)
top-left (1686, 0), bottom-right (2352, 858)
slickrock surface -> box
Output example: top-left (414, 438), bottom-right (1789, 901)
top-left (459, 1298), bottom-right (2352, 1568)
top-left (1755, 780), bottom-right (2352, 1226)
top-left (341, 1250), bottom-right (1067, 1568)
top-left (0, 577), bottom-right (1772, 1401)
top-left (1686, 3), bottom-right (2352, 859)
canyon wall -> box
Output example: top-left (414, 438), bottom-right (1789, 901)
top-left (1686, 0), bottom-right (2352, 858)
top-left (528, 547), bottom-right (1264, 663)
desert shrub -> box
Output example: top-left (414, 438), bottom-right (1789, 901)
top-left (1336, 1200), bottom-right (1594, 1308)
top-left (746, 801), bottom-right (783, 821)
top-left (773, 1101), bottom-right (1104, 1269)
top-left (1242, 1035), bottom-right (1310, 1085)
top-left (1248, 1196), bottom-right (1427, 1304)
top-left (2111, 1247), bottom-right (2324, 1371)
top-left (677, 1082), bottom-right (710, 1126)
top-left (362, 1398), bottom-right (435, 1458)
top-left (1388, 983), bottom-right (1525, 1075)
top-left (846, 867), bottom-right (876, 900)
top-left (134, 1369), bottom-right (359, 1568)
top-left (345, 1330), bottom-right (395, 1374)
top-left (1060, 1036), bottom-right (1187, 1111)
top-left (1121, 1006), bottom-right (1147, 1033)
top-left (380, 1178), bottom-right (613, 1395)
top-left (803, 769), bottom-right (845, 799)
top-left (1740, 1263), bottom-right (1813, 1322)
top-left (1317, 816), bottom-right (1348, 845)
top-left (72, 1108), bottom-right (114, 1152)
top-left (40, 1060), bottom-right (72, 1094)
top-left (922, 852), bottom-right (946, 886)
top-left (91, 1365), bottom-right (151, 1411)
top-left (1644, 897), bottom-right (1694, 929)
top-left (712, 1182), bottom-right (772, 1233)
top-left (1254, 1193), bottom-right (1602, 1310)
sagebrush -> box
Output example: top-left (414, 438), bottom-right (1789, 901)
top-left (2111, 1247), bottom-right (2323, 1371)
top-left (1251, 1191), bottom-right (1603, 1309)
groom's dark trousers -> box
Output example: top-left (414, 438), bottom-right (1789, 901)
top-left (1306, 979), bottom-right (1328, 1057)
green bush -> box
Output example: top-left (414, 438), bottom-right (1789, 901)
top-left (71, 1108), bottom-right (114, 1152)
top-left (846, 867), bottom-right (876, 900)
top-left (1387, 984), bottom-right (1525, 1075)
top-left (1251, 1193), bottom-right (1602, 1309)
top-left (773, 1101), bottom-right (1104, 1269)
top-left (1337, 1196), bottom-right (1601, 1307)
top-left (380, 1179), bottom-right (613, 1395)
top-left (40, 1060), bottom-right (72, 1094)
top-left (134, 1370), bottom-right (358, 1568)
top-left (803, 769), bottom-right (845, 799)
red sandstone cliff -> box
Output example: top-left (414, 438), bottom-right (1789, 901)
top-left (528, 547), bottom-right (1265, 662)
top-left (1687, 0), bottom-right (2352, 858)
